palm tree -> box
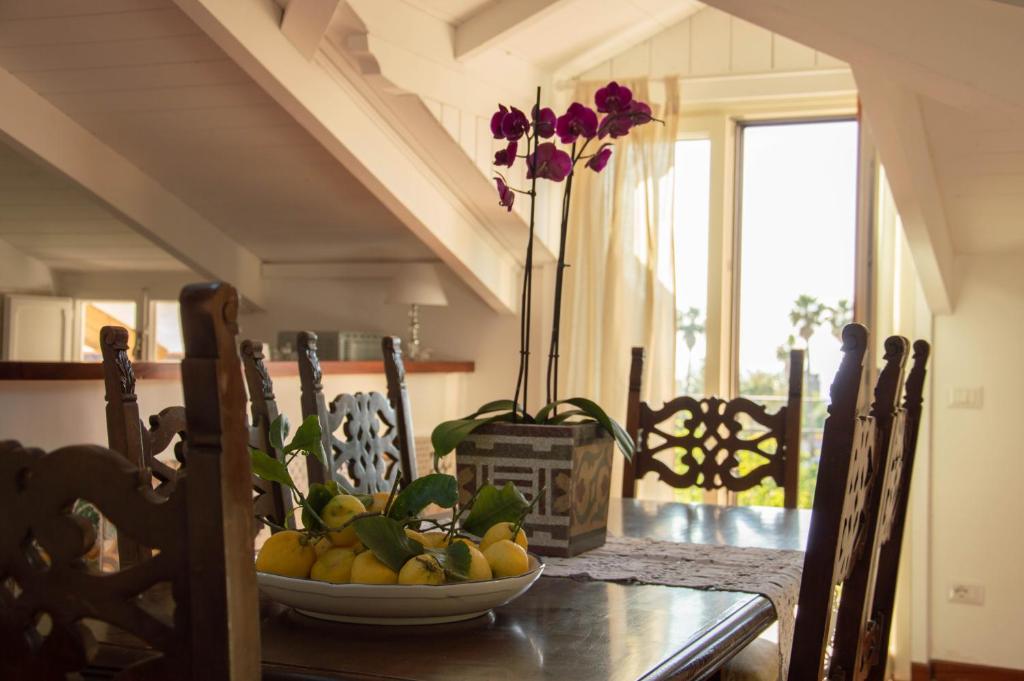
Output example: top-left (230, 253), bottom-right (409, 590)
top-left (676, 307), bottom-right (705, 393)
top-left (789, 294), bottom-right (826, 386)
top-left (828, 299), bottom-right (852, 340)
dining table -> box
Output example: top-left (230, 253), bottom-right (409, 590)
top-left (92, 499), bottom-right (810, 681)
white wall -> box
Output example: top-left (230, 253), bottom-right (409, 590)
top-left (0, 239), bottom-right (53, 294)
top-left (928, 254), bottom-right (1024, 669)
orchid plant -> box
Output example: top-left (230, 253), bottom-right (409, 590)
top-left (431, 82), bottom-right (656, 463)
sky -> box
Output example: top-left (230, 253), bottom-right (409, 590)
top-left (673, 120), bottom-right (859, 393)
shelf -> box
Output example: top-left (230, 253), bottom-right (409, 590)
top-left (0, 360), bottom-right (474, 381)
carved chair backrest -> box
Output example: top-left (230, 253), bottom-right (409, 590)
top-left (100, 328), bottom-right (291, 566)
top-left (850, 341), bottom-right (929, 681)
top-left (297, 332), bottom-right (417, 493)
top-left (1, 282), bottom-right (261, 680)
top-left (240, 340), bottom-right (294, 528)
top-left (828, 336), bottom-right (911, 679)
top-left (623, 347), bottom-right (805, 508)
top-left (787, 324), bottom-right (891, 680)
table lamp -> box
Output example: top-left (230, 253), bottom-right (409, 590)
top-left (386, 263), bottom-right (448, 360)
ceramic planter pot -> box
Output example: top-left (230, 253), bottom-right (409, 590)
top-left (455, 421), bottom-right (614, 557)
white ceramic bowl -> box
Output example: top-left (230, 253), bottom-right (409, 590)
top-left (257, 555), bottom-right (544, 625)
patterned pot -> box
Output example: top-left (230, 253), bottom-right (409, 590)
top-left (455, 421), bottom-right (614, 557)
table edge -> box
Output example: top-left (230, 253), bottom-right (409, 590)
top-left (641, 593), bottom-right (776, 681)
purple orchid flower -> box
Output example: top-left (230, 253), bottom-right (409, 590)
top-left (494, 140), bottom-right (518, 168)
top-left (555, 102), bottom-right (598, 144)
top-left (595, 81), bottom-right (633, 114)
top-left (626, 100), bottom-right (653, 126)
top-left (495, 177), bottom-right (515, 211)
top-left (597, 113), bottom-right (633, 139)
top-left (533, 105), bottom-right (556, 139)
top-left (526, 143), bottom-right (572, 182)
top-left (501, 107), bottom-right (530, 141)
top-left (586, 145), bottom-right (613, 173)
top-left (490, 104), bottom-right (509, 139)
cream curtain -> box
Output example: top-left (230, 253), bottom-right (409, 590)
top-left (561, 79), bottom-right (681, 499)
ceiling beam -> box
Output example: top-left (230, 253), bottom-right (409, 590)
top-left (855, 68), bottom-right (955, 313)
top-left (0, 66), bottom-right (265, 309)
top-left (262, 261), bottom-right (437, 279)
top-left (700, 0), bottom-right (1024, 115)
top-left (280, 0), bottom-right (340, 59)
top-left (172, 0), bottom-right (521, 314)
top-left (454, 0), bottom-right (566, 60)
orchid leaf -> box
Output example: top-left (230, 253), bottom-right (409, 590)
top-left (463, 482), bottom-right (529, 537)
top-left (353, 515), bottom-right (424, 573)
top-left (431, 411), bottom-right (513, 459)
top-left (559, 397), bottom-right (634, 461)
top-left (387, 473), bottom-right (458, 521)
top-left (468, 400), bottom-right (523, 418)
top-left (547, 408), bottom-right (589, 424)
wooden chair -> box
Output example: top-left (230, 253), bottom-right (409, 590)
top-left (623, 347), bottom-right (805, 508)
top-left (297, 331), bottom-right (417, 492)
top-left (0, 282), bottom-right (261, 680)
top-left (834, 340), bottom-right (930, 681)
top-left (100, 327), bottom-right (291, 566)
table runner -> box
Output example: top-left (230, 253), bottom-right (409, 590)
top-left (542, 536), bottom-right (804, 676)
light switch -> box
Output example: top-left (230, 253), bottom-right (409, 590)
top-left (948, 387), bottom-right (983, 409)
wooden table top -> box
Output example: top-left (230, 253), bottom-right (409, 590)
top-left (255, 500), bottom-right (810, 681)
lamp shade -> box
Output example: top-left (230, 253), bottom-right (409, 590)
top-left (386, 263), bottom-right (448, 306)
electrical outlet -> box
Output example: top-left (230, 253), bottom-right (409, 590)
top-left (948, 583), bottom-right (985, 606)
top-left (948, 387), bottom-right (983, 409)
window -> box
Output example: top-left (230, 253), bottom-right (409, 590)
top-left (151, 301), bottom-right (184, 361)
top-left (80, 300), bottom-right (137, 361)
top-left (674, 139), bottom-right (711, 396)
top-left (733, 119), bottom-right (858, 507)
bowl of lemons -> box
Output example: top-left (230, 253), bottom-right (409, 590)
top-left (250, 417), bottom-right (545, 624)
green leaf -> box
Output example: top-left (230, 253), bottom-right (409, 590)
top-left (301, 481), bottom-right (340, 531)
top-left (286, 414), bottom-right (325, 468)
top-left (463, 482), bottom-right (529, 536)
top-left (387, 473), bottom-right (458, 520)
top-left (468, 399), bottom-right (526, 418)
top-left (269, 414), bottom-right (290, 452)
top-left (547, 408), bottom-right (588, 424)
top-left (431, 418), bottom-right (486, 459)
top-left (439, 541), bottom-right (471, 581)
top-left (250, 448), bottom-right (295, 490)
top-left (559, 397), bottom-right (635, 462)
top-left (353, 515), bottom-right (423, 572)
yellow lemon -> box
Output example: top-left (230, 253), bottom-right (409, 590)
top-left (419, 532), bottom-right (449, 548)
top-left (321, 495), bottom-right (366, 547)
top-left (255, 530), bottom-right (316, 578)
top-left (465, 545), bottom-right (492, 581)
top-left (404, 528), bottom-right (429, 547)
top-left (350, 550), bottom-right (398, 584)
top-left (480, 522), bottom-right (528, 552)
top-left (313, 536), bottom-right (333, 557)
top-left (483, 539), bottom-right (529, 578)
top-left (398, 554), bottom-right (445, 585)
top-left (310, 547), bottom-right (356, 584)
top-left (452, 537), bottom-right (478, 551)
top-left (366, 491), bottom-right (392, 514)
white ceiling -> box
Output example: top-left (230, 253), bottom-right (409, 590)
top-left (0, 0), bottom-right (435, 271)
top-left (401, 0), bottom-right (492, 25)
top-left (922, 98), bottom-right (1024, 255)
top-left (0, 142), bottom-right (186, 271)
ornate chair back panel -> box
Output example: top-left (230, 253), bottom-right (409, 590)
top-left (326, 392), bottom-right (401, 493)
top-left (860, 341), bottom-right (930, 681)
top-left (1, 282), bottom-right (260, 680)
top-left (831, 337), bottom-right (910, 680)
top-left (241, 340), bottom-right (293, 529)
top-left (624, 348), bottom-right (804, 507)
top-left (298, 332), bottom-right (417, 492)
top-left (788, 324), bottom-right (879, 680)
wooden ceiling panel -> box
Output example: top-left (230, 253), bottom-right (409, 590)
top-left (0, 8), bottom-right (197, 48)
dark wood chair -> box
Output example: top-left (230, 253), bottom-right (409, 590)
top-left (834, 340), bottom-right (930, 681)
top-left (623, 347), bottom-right (805, 508)
top-left (0, 282), bottom-right (261, 680)
top-left (100, 327), bottom-right (291, 566)
top-left (297, 331), bottom-right (417, 492)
